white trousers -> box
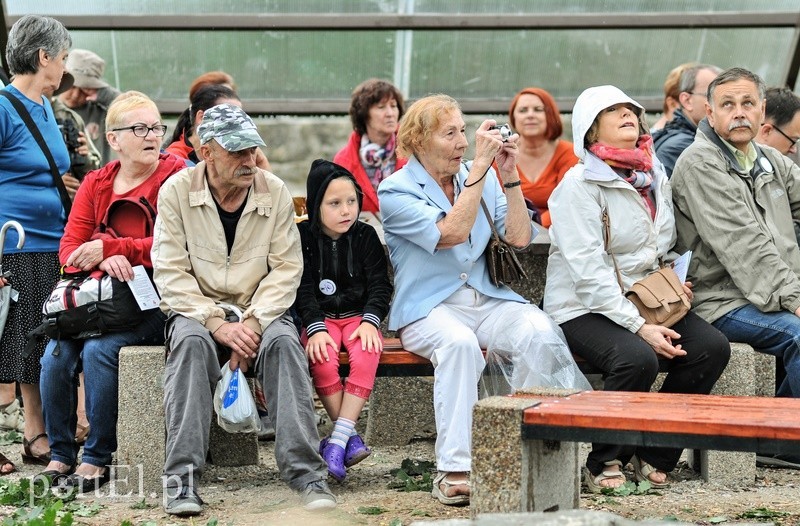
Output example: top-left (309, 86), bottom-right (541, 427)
top-left (400, 286), bottom-right (588, 472)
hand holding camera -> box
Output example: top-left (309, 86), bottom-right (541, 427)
top-left (57, 118), bottom-right (91, 181)
top-left (489, 123), bottom-right (513, 142)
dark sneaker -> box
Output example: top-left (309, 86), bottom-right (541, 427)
top-left (344, 434), bottom-right (372, 467)
top-left (164, 486), bottom-right (204, 516)
top-left (756, 453), bottom-right (800, 469)
top-left (301, 479), bottom-right (337, 511)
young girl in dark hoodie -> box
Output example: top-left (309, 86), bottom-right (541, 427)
top-left (295, 159), bottom-right (393, 482)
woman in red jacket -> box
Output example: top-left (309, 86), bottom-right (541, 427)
top-left (334, 79), bottom-right (407, 213)
top-left (38, 91), bottom-right (186, 492)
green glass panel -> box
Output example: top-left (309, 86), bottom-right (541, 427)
top-left (408, 28), bottom-right (793, 100)
top-left (70, 30), bottom-right (396, 100)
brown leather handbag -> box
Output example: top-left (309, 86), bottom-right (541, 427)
top-left (481, 198), bottom-right (528, 287)
top-left (602, 209), bottom-right (690, 327)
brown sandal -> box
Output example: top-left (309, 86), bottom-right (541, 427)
top-left (75, 423), bottom-right (90, 445)
top-left (0, 451), bottom-right (16, 475)
top-left (22, 433), bottom-right (51, 466)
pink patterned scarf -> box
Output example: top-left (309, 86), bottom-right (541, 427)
top-left (589, 135), bottom-right (656, 219)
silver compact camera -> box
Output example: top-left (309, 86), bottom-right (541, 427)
top-left (490, 123), bottom-right (513, 142)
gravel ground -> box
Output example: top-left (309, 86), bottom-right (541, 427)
top-left (1, 437), bottom-right (799, 525)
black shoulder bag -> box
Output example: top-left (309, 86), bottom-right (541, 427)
top-left (0, 90), bottom-right (72, 217)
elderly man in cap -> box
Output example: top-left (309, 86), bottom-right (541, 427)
top-left (57, 49), bottom-right (120, 164)
top-left (152, 104), bottom-right (336, 515)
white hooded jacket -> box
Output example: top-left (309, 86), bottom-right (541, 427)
top-left (543, 85), bottom-right (676, 332)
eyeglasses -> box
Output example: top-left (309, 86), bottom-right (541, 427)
top-left (687, 91), bottom-right (708, 100)
top-left (772, 125), bottom-right (800, 147)
top-left (112, 124), bottom-right (168, 138)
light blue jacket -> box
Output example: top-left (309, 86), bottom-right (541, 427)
top-left (378, 156), bottom-right (534, 331)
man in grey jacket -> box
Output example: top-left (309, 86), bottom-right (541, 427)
top-left (671, 67), bottom-right (800, 469)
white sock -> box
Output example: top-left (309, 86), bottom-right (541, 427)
top-left (329, 417), bottom-right (356, 450)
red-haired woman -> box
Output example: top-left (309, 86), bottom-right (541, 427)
top-left (505, 87), bottom-right (578, 228)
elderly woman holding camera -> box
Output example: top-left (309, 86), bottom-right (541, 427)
top-left (378, 94), bottom-right (589, 506)
top-left (38, 91), bottom-right (185, 491)
top-left (0, 15), bottom-right (73, 474)
top-left (544, 85), bottom-right (730, 492)
top-left (334, 78), bottom-right (407, 213)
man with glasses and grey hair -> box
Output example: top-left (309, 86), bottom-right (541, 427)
top-left (755, 86), bottom-right (800, 157)
top-left (653, 63), bottom-right (722, 177)
top-left (671, 67), bottom-right (800, 470)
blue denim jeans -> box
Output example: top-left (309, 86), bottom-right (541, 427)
top-left (40, 310), bottom-right (166, 467)
top-left (712, 304), bottom-right (800, 397)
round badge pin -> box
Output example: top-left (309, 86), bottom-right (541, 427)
top-left (319, 279), bottom-right (337, 295)
top-left (759, 156), bottom-right (773, 174)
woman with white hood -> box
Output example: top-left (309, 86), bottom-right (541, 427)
top-left (544, 85), bottom-right (730, 493)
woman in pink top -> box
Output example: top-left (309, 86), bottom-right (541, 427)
top-left (506, 87), bottom-right (578, 228)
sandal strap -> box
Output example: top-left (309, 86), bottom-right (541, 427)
top-left (24, 432), bottom-right (48, 447)
top-left (592, 472), bottom-right (625, 487)
top-left (435, 472), bottom-right (471, 489)
top-left (637, 458), bottom-right (662, 479)
top-left (598, 468), bottom-right (626, 480)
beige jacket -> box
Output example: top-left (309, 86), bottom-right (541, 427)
top-left (152, 162), bottom-right (302, 335)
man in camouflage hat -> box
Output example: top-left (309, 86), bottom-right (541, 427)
top-left (152, 104), bottom-right (337, 515)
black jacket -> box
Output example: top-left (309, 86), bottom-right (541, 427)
top-left (294, 159), bottom-right (393, 337)
top-left (653, 109), bottom-right (698, 178)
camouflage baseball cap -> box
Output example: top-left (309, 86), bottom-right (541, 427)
top-left (197, 103), bottom-right (266, 152)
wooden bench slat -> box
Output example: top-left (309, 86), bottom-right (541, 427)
top-left (521, 391), bottom-right (800, 441)
top-left (338, 337), bottom-right (607, 376)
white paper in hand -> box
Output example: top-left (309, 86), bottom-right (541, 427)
top-left (127, 265), bottom-right (160, 310)
top-left (671, 251), bottom-right (692, 284)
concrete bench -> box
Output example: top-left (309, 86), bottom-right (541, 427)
top-left (368, 340), bottom-right (774, 486)
top-left (116, 346), bottom-right (259, 494)
top-left (117, 340), bottom-right (774, 494)
top-left (471, 389), bottom-right (800, 516)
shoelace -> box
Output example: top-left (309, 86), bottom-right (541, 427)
top-left (304, 480), bottom-right (328, 494)
top-left (176, 486), bottom-right (204, 503)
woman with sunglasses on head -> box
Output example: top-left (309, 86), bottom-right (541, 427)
top-left (38, 91), bottom-right (186, 492)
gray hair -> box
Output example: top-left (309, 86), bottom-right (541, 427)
top-left (707, 67), bottom-right (766, 103)
top-left (678, 64), bottom-right (722, 95)
top-left (6, 15), bottom-right (71, 76)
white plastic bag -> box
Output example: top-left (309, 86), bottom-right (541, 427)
top-left (213, 361), bottom-right (261, 433)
